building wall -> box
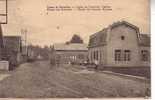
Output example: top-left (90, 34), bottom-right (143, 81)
top-left (88, 22), bottom-right (150, 69)
top-left (51, 50), bottom-right (88, 65)
top-left (138, 46), bottom-right (150, 67)
top-left (3, 36), bottom-right (23, 66)
top-left (3, 37), bottom-right (22, 53)
top-left (106, 24), bottom-right (149, 67)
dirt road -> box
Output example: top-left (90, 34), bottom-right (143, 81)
top-left (0, 61), bottom-right (150, 98)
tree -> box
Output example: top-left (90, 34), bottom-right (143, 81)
top-left (70, 34), bottom-right (83, 43)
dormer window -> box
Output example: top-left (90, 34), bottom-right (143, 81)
top-left (121, 36), bottom-right (125, 40)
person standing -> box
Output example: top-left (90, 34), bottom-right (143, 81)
top-left (94, 59), bottom-right (99, 70)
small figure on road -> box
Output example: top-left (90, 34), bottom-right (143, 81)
top-left (94, 60), bottom-right (99, 70)
top-left (84, 60), bottom-right (87, 66)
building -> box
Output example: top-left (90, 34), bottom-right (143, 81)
top-left (3, 36), bottom-right (23, 66)
top-left (88, 21), bottom-right (150, 68)
top-left (27, 45), bottom-right (41, 61)
top-left (50, 43), bottom-right (88, 65)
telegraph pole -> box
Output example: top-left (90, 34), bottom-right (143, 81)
top-left (21, 28), bottom-right (28, 56)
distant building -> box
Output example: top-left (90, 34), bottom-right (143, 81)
top-left (50, 43), bottom-right (88, 65)
top-left (27, 46), bottom-right (35, 60)
top-left (88, 21), bottom-right (150, 68)
top-left (3, 36), bottom-right (23, 66)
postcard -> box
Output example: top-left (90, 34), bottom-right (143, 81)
top-left (0, 0), bottom-right (150, 99)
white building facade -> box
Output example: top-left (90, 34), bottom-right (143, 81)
top-left (88, 21), bottom-right (150, 68)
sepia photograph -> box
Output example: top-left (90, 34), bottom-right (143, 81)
top-left (0, 0), bottom-right (151, 99)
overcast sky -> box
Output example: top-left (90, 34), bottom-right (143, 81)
top-left (152, 0), bottom-right (155, 14)
top-left (0, 0), bottom-right (150, 46)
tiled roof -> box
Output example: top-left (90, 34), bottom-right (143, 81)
top-left (89, 28), bottom-right (107, 47)
top-left (53, 43), bottom-right (88, 51)
top-left (110, 21), bottom-right (139, 32)
top-left (139, 34), bottom-right (150, 46)
top-left (88, 21), bottom-right (150, 47)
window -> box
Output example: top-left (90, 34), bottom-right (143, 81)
top-left (93, 51), bottom-right (99, 60)
top-left (93, 51), bottom-right (96, 60)
top-left (121, 36), bottom-right (125, 40)
top-left (73, 56), bottom-right (77, 60)
top-left (91, 52), bottom-right (93, 61)
top-left (100, 51), bottom-right (102, 61)
top-left (115, 50), bottom-right (121, 61)
top-left (141, 50), bottom-right (149, 61)
top-left (78, 54), bottom-right (84, 59)
top-left (115, 49), bottom-right (131, 61)
top-left (96, 51), bottom-right (99, 60)
top-left (124, 50), bottom-right (131, 61)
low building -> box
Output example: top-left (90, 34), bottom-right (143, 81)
top-left (50, 43), bottom-right (88, 65)
top-left (88, 21), bottom-right (150, 68)
top-left (3, 36), bottom-right (23, 67)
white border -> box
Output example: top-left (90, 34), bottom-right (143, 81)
top-left (151, 0), bottom-right (154, 99)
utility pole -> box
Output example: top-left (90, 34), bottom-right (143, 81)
top-left (21, 28), bottom-right (28, 56)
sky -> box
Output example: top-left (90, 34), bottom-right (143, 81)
top-left (152, 0), bottom-right (155, 14)
top-left (0, 0), bottom-right (150, 46)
